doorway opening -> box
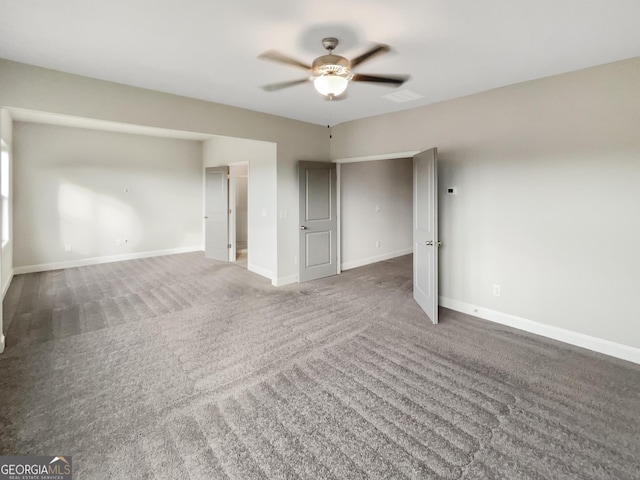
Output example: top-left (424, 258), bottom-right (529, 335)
top-left (338, 157), bottom-right (413, 272)
top-left (229, 163), bottom-right (248, 268)
top-left (332, 149), bottom-right (439, 324)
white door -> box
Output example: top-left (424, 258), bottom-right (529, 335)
top-left (299, 161), bottom-right (338, 282)
top-left (205, 166), bottom-right (229, 261)
top-left (413, 148), bottom-right (439, 323)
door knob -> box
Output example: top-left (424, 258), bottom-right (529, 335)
top-left (204, 216), bottom-right (208, 219)
top-left (425, 240), bottom-right (433, 246)
top-left (300, 226), bottom-right (308, 230)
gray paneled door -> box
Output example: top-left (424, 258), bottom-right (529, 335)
top-left (299, 161), bottom-right (337, 283)
top-left (413, 148), bottom-right (439, 323)
top-left (205, 166), bottom-right (229, 262)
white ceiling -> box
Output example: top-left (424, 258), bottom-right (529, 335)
top-left (1, 0), bottom-right (639, 126)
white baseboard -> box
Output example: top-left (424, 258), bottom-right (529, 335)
top-left (273, 274), bottom-right (298, 287)
top-left (439, 296), bottom-right (640, 365)
top-left (248, 263), bottom-right (273, 281)
top-left (2, 269), bottom-right (14, 299)
top-left (0, 333), bottom-right (4, 354)
top-left (341, 247), bottom-right (413, 271)
top-left (13, 246), bottom-right (204, 275)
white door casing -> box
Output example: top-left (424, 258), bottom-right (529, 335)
top-left (205, 166), bottom-right (229, 262)
top-left (228, 168), bottom-right (237, 262)
top-left (299, 161), bottom-right (338, 283)
top-left (413, 148), bottom-right (439, 324)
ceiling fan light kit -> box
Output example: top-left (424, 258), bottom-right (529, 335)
top-left (260, 37), bottom-right (409, 99)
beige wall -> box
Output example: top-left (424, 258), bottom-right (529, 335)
top-left (0, 58), bottom-right (329, 282)
top-left (13, 122), bottom-right (203, 267)
top-left (340, 158), bottom-right (413, 269)
top-left (331, 57), bottom-right (640, 350)
top-left (203, 136), bottom-right (277, 280)
top-left (2, 56), bottom-right (639, 353)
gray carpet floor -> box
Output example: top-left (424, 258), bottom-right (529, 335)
top-left (1, 252), bottom-right (639, 479)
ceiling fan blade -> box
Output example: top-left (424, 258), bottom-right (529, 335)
top-left (350, 44), bottom-right (390, 68)
top-left (258, 50), bottom-right (311, 70)
top-left (262, 78), bottom-right (309, 92)
top-left (352, 73), bottom-right (409, 86)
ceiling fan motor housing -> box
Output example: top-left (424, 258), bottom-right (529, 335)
top-left (312, 55), bottom-right (352, 79)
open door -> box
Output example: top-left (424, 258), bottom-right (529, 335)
top-left (205, 166), bottom-right (229, 261)
top-left (299, 161), bottom-right (338, 282)
top-left (413, 148), bottom-right (439, 323)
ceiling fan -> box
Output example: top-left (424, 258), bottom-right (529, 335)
top-left (259, 37), bottom-right (409, 99)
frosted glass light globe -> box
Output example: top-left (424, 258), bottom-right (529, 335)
top-left (314, 75), bottom-right (348, 97)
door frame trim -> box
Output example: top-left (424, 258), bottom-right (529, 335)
top-left (333, 151), bottom-right (421, 164)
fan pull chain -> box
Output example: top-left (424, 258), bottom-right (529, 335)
top-left (327, 99), bottom-right (334, 139)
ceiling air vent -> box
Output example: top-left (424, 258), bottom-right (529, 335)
top-left (382, 89), bottom-right (424, 103)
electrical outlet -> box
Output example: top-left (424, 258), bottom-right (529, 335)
top-left (64, 244), bottom-right (72, 252)
top-left (493, 284), bottom-right (501, 296)
top-left (375, 241), bottom-right (381, 248)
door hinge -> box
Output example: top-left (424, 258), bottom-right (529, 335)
top-left (229, 208), bottom-right (232, 214)
top-left (228, 244), bottom-right (232, 248)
